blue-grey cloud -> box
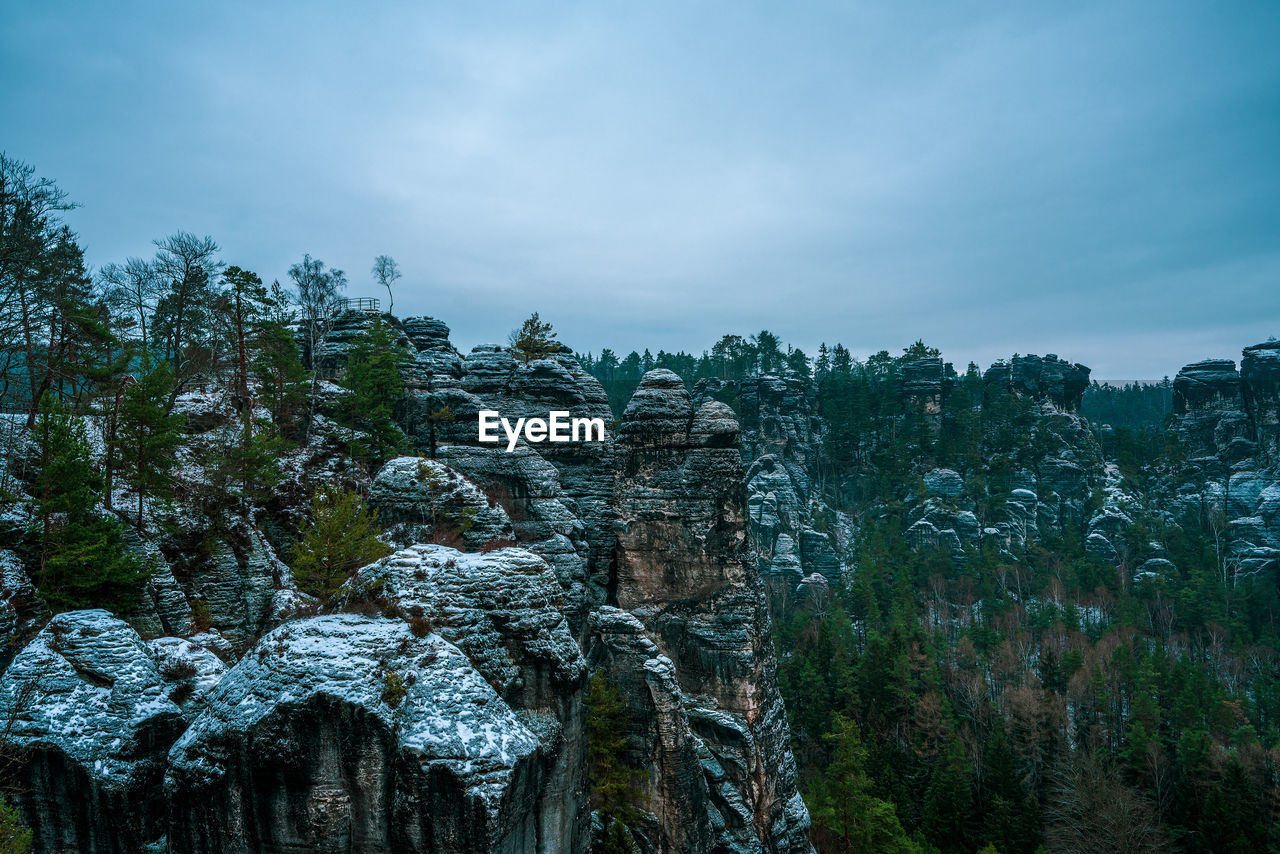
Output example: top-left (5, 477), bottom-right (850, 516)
top-left (3, 0), bottom-right (1277, 379)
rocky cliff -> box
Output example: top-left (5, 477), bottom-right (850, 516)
top-left (1161, 341), bottom-right (1280, 582)
top-left (0, 314), bottom-right (811, 853)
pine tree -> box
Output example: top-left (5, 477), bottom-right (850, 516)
top-left (923, 737), bottom-right (975, 854)
top-left (341, 317), bottom-right (408, 467)
top-left (600, 817), bottom-right (633, 854)
top-left (981, 729), bottom-right (1040, 854)
top-left (290, 487), bottom-right (390, 600)
top-left (210, 266), bottom-right (287, 509)
top-left (217, 266), bottom-right (271, 416)
top-left (0, 798), bottom-right (31, 854)
top-left (251, 320), bottom-right (309, 440)
top-left (198, 419), bottom-right (287, 521)
top-left (809, 714), bottom-right (920, 853)
top-left (508, 312), bottom-right (559, 362)
top-left (30, 397), bottom-right (144, 611)
top-left (116, 360), bottom-right (185, 529)
top-left (586, 671), bottom-right (643, 827)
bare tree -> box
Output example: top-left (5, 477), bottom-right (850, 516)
top-left (288, 255), bottom-right (346, 442)
top-left (288, 253), bottom-right (347, 370)
top-left (371, 255), bottom-right (400, 315)
top-left (100, 257), bottom-right (161, 352)
top-left (151, 232), bottom-right (222, 408)
top-left (1043, 753), bottom-right (1173, 853)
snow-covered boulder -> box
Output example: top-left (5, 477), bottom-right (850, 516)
top-left (0, 610), bottom-right (185, 852)
top-left (370, 457), bottom-right (515, 549)
top-left (165, 613), bottom-right (555, 853)
top-left (337, 544), bottom-right (584, 700)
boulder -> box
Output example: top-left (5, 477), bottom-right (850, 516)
top-left (166, 614), bottom-right (557, 853)
top-left (0, 610), bottom-right (185, 853)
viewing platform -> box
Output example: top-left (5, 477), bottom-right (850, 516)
top-left (331, 297), bottom-right (381, 315)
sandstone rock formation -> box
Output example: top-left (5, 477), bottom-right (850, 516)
top-left (984, 353), bottom-right (1090, 411)
top-left (613, 369), bottom-right (811, 853)
top-left (370, 457), bottom-right (515, 550)
top-left (0, 610), bottom-right (185, 853)
top-left (166, 613), bottom-right (554, 853)
top-left (1163, 341), bottom-right (1280, 581)
top-left (0, 320), bottom-right (814, 853)
top-left (693, 372), bottom-right (843, 613)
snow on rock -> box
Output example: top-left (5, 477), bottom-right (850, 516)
top-left (121, 525), bottom-right (195, 639)
top-left (338, 544), bottom-right (585, 703)
top-left (0, 550), bottom-right (48, 665)
top-left (147, 635), bottom-right (229, 715)
top-left (188, 524), bottom-right (294, 650)
top-left (166, 613), bottom-right (550, 852)
top-left (0, 609), bottom-right (184, 852)
top-left (370, 457), bottom-right (515, 549)
top-left (336, 545), bottom-right (591, 851)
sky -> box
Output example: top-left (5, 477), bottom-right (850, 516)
top-left (3, 0), bottom-right (1278, 380)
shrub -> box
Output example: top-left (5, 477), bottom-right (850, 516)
top-left (169, 682), bottom-right (196, 705)
top-left (161, 658), bottom-right (198, 681)
top-left (290, 487), bottom-right (391, 601)
top-left (479, 538), bottom-right (517, 553)
top-left (406, 606), bottom-right (434, 638)
top-left (0, 797), bottom-right (32, 854)
top-left (190, 600), bottom-right (213, 632)
top-left (381, 670), bottom-right (407, 708)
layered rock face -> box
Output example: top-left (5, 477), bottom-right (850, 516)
top-left (693, 373), bottom-right (844, 612)
top-left (166, 612), bottom-right (554, 853)
top-left (400, 323), bottom-right (619, 614)
top-left (613, 369), bottom-right (811, 853)
top-left (1172, 358), bottom-right (1250, 467)
top-left (984, 354), bottom-right (1090, 411)
top-left (335, 543), bottom-right (588, 854)
top-left (0, 319), bottom-right (812, 853)
top-left (370, 457), bottom-right (516, 550)
top-left (1, 550), bottom-right (589, 853)
top-left (1163, 342), bottom-right (1280, 581)
top-left (1242, 341), bottom-right (1280, 467)
top-left (0, 611), bottom-right (187, 853)
top-left (903, 356), bottom-right (1102, 564)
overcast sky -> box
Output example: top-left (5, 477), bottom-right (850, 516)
top-left (4, 1), bottom-right (1278, 379)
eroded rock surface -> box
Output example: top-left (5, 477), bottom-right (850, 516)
top-left (613, 369), bottom-right (811, 853)
top-left (166, 614), bottom-right (553, 853)
top-left (0, 322), bottom-right (813, 854)
top-left (0, 610), bottom-right (184, 853)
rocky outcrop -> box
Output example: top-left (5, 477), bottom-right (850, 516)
top-left (899, 357), bottom-right (953, 409)
top-left (123, 527), bottom-right (195, 640)
top-left (1162, 342), bottom-right (1280, 581)
top-left (0, 550), bottom-right (48, 667)
top-left (612, 369), bottom-right (811, 853)
top-left (1172, 358), bottom-right (1249, 467)
top-left (375, 320), bottom-right (620, 612)
top-left (336, 545), bottom-right (587, 721)
top-left (370, 457), bottom-right (515, 550)
top-left (183, 525), bottom-right (293, 650)
top-left (312, 309), bottom-right (412, 377)
top-left (0, 319), bottom-right (814, 853)
top-left (589, 607), bottom-right (712, 852)
top-left (166, 614), bottom-right (554, 853)
top-left (1242, 341), bottom-right (1280, 466)
top-left (694, 372), bottom-right (840, 606)
top-left (0, 610), bottom-right (186, 853)
top-left (436, 445), bottom-right (593, 632)
top-left (985, 354), bottom-right (1090, 411)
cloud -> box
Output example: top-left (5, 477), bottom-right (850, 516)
top-left (2, 0), bottom-right (1277, 378)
